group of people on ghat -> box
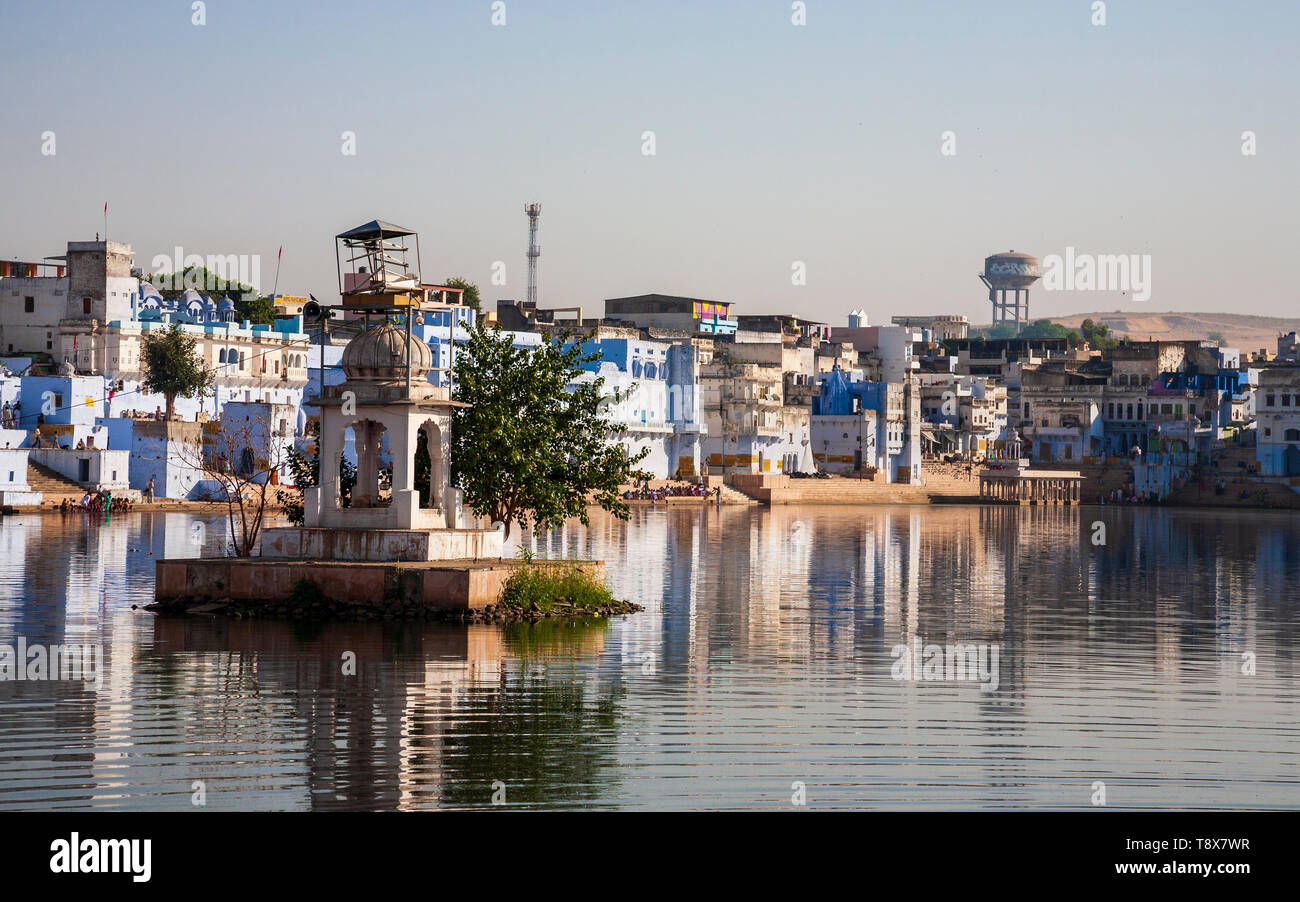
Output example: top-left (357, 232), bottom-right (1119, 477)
top-left (622, 481), bottom-right (717, 501)
top-left (58, 490), bottom-right (134, 515)
top-left (1097, 489), bottom-right (1159, 505)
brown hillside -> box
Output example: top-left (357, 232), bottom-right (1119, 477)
top-left (1051, 311), bottom-right (1300, 353)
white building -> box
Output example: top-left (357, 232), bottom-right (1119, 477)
top-left (568, 332), bottom-right (707, 478)
top-left (0, 449), bottom-right (41, 505)
top-left (1256, 367), bottom-right (1300, 476)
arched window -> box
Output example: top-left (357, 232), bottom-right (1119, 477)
top-left (645, 363), bottom-right (657, 379)
top-left (219, 349), bottom-right (227, 363)
top-left (1286, 428), bottom-right (1300, 442)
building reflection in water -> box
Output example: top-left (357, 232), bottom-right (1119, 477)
top-left (1, 505), bottom-right (1297, 809)
top-left (145, 618), bottom-right (622, 811)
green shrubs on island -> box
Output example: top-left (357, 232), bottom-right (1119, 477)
top-left (146, 566), bottom-right (643, 623)
top-left (497, 564), bottom-right (639, 616)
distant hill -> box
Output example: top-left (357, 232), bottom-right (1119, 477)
top-left (1049, 311), bottom-right (1300, 353)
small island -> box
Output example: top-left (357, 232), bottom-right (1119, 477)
top-left (150, 220), bottom-right (646, 624)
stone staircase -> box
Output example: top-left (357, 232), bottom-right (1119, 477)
top-left (1036, 461), bottom-right (1134, 503)
top-left (1166, 446), bottom-right (1300, 508)
top-left (25, 461), bottom-right (84, 500)
top-left (714, 482), bottom-right (759, 505)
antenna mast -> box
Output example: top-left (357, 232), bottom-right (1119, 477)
top-left (524, 202), bottom-right (542, 307)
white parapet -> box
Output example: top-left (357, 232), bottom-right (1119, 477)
top-left (259, 526), bottom-right (504, 562)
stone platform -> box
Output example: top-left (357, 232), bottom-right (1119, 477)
top-left (260, 526), bottom-right (503, 562)
top-left (154, 558), bottom-right (605, 611)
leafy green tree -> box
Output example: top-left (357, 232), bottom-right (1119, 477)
top-left (1079, 318), bottom-right (1120, 351)
top-left (975, 323), bottom-right (1019, 340)
top-left (1206, 331), bottom-right (1227, 346)
top-left (140, 323), bottom-right (215, 419)
top-left (147, 266), bottom-right (275, 324)
top-left (442, 276), bottom-right (482, 313)
top-left (450, 322), bottom-right (650, 537)
top-left (234, 294), bottom-right (277, 325)
top-left (1019, 318), bottom-right (1078, 344)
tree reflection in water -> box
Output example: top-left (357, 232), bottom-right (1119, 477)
top-left (438, 620), bottom-right (627, 809)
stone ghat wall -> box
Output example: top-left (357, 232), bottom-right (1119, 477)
top-left (1027, 461), bottom-right (1136, 503)
top-left (155, 559), bottom-right (605, 611)
top-left (727, 472), bottom-right (982, 505)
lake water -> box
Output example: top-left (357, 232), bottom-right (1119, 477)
top-left (0, 504), bottom-right (1296, 810)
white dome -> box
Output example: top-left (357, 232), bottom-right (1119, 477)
top-left (340, 323), bottom-right (433, 383)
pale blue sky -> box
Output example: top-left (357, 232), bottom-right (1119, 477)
top-left (1, 0), bottom-right (1296, 324)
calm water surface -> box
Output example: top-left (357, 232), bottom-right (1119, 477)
top-left (0, 505), bottom-right (1296, 810)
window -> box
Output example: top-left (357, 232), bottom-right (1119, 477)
top-left (1284, 395), bottom-right (1292, 407)
top-left (1266, 394), bottom-right (1275, 407)
top-left (1285, 429), bottom-right (1300, 442)
top-left (24, 296), bottom-right (34, 313)
top-left (82, 298), bottom-right (92, 315)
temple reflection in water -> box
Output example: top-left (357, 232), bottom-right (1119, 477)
top-left (0, 505), bottom-right (1296, 810)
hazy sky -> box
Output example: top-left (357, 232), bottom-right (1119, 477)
top-left (2, 0), bottom-right (1297, 325)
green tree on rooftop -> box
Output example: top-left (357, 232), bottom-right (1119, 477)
top-left (147, 266), bottom-right (276, 324)
top-left (441, 276), bottom-right (482, 314)
top-left (139, 322), bottom-right (215, 419)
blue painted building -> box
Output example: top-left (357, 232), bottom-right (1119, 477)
top-left (811, 367), bottom-right (921, 482)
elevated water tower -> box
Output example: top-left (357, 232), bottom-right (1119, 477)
top-left (980, 251), bottom-right (1039, 333)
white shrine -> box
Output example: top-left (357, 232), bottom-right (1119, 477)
top-left (260, 220), bottom-right (503, 562)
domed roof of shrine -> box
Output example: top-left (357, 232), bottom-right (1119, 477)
top-left (341, 323), bottom-right (433, 384)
